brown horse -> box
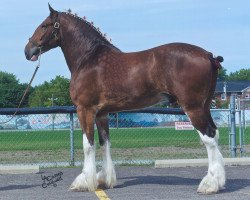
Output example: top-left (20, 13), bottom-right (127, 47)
top-left (25, 5), bottom-right (225, 194)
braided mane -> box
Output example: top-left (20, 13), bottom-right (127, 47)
top-left (62, 11), bottom-right (112, 44)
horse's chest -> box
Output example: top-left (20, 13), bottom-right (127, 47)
top-left (70, 71), bottom-right (100, 105)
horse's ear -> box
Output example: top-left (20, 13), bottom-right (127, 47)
top-left (48, 3), bottom-right (57, 16)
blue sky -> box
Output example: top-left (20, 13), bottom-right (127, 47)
top-left (0, 0), bottom-right (249, 85)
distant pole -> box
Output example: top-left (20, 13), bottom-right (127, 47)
top-left (48, 94), bottom-right (58, 131)
top-left (237, 99), bottom-right (244, 156)
top-left (223, 81), bottom-right (227, 101)
top-left (230, 95), bottom-right (237, 157)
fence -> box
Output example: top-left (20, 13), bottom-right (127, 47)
top-left (0, 100), bottom-right (249, 168)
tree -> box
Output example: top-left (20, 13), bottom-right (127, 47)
top-left (0, 71), bottom-right (32, 108)
top-left (218, 67), bottom-right (227, 81)
top-left (227, 68), bottom-right (250, 81)
top-left (29, 76), bottom-right (72, 107)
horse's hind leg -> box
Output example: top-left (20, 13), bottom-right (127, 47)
top-left (206, 109), bottom-right (219, 144)
top-left (70, 107), bottom-right (97, 192)
top-left (95, 113), bottom-right (116, 189)
top-left (186, 109), bottom-right (225, 194)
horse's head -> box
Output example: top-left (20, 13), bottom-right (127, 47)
top-left (25, 4), bottom-right (61, 61)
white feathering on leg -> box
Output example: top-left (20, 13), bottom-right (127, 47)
top-left (197, 131), bottom-right (225, 194)
top-left (97, 140), bottom-right (116, 188)
top-left (70, 134), bottom-right (97, 191)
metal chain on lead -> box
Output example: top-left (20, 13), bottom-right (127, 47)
top-left (0, 48), bottom-right (42, 124)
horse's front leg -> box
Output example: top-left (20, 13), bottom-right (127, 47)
top-left (70, 107), bottom-right (97, 192)
top-left (96, 113), bottom-right (116, 189)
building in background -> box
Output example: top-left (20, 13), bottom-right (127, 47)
top-left (214, 81), bottom-right (250, 109)
top-left (215, 81), bottom-right (250, 100)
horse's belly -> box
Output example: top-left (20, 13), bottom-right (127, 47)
top-left (100, 92), bottom-right (169, 112)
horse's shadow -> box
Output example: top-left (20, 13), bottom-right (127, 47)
top-left (0, 184), bottom-right (40, 191)
top-left (116, 175), bottom-right (250, 194)
top-left (116, 175), bottom-right (199, 187)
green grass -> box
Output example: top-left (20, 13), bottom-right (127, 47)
top-left (0, 127), bottom-right (248, 151)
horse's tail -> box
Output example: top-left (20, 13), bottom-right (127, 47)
top-left (209, 53), bottom-right (224, 70)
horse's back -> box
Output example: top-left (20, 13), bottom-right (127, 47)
top-left (120, 42), bottom-right (216, 91)
top-left (124, 42), bottom-right (210, 60)
top-left (122, 43), bottom-right (219, 110)
top-left (121, 42), bottom-right (215, 82)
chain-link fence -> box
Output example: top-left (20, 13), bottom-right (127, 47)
top-left (0, 106), bottom-right (249, 168)
top-left (240, 98), bottom-right (250, 158)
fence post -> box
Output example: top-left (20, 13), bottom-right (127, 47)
top-left (230, 95), bottom-right (237, 158)
top-left (70, 112), bottom-right (75, 166)
top-left (116, 113), bottom-right (119, 129)
top-left (237, 99), bottom-right (244, 156)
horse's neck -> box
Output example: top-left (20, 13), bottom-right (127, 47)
top-left (59, 16), bottom-right (111, 73)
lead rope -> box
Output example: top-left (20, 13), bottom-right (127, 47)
top-left (0, 48), bottom-right (42, 124)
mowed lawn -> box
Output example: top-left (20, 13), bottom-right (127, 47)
top-left (0, 127), bottom-right (249, 151)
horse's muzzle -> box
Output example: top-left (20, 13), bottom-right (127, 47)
top-left (24, 43), bottom-right (40, 61)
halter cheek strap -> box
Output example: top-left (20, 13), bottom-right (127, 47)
top-left (52, 22), bottom-right (60, 40)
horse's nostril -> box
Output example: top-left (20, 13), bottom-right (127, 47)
top-left (25, 49), bottom-right (30, 60)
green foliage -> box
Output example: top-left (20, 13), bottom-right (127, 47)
top-left (226, 68), bottom-right (250, 81)
top-left (28, 75), bottom-right (72, 107)
top-left (218, 67), bottom-right (227, 81)
top-left (218, 68), bottom-right (250, 81)
top-left (215, 98), bottom-right (229, 109)
top-left (0, 71), bottom-right (32, 108)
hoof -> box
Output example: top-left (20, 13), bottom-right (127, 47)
top-left (97, 170), bottom-right (116, 189)
top-left (69, 173), bottom-right (97, 192)
top-left (197, 174), bottom-right (219, 194)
